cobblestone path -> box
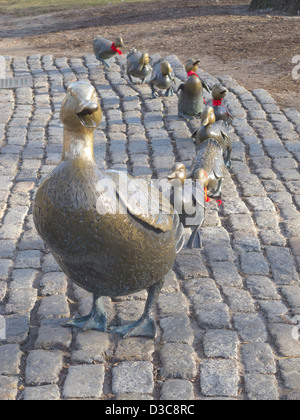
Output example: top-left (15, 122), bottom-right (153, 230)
top-left (0, 53), bottom-right (300, 400)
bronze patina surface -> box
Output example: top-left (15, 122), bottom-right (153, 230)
top-left (177, 75), bottom-right (205, 119)
top-left (185, 58), bottom-right (201, 74)
top-left (177, 59), bottom-right (210, 119)
top-left (33, 81), bottom-right (184, 339)
top-left (192, 106), bottom-right (233, 168)
top-left (93, 35), bottom-right (124, 68)
top-left (126, 48), bottom-right (152, 84)
top-left (190, 137), bottom-right (225, 198)
top-left (168, 162), bottom-right (205, 249)
top-left (149, 59), bottom-right (175, 98)
top-left (207, 83), bottom-right (233, 125)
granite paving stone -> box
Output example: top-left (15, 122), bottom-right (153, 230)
top-left (160, 379), bottom-right (194, 400)
top-left (25, 350), bottom-right (63, 386)
top-left (200, 359), bottom-right (239, 397)
top-left (1, 53), bottom-right (300, 400)
top-left (63, 364), bottom-right (105, 399)
top-left (112, 361), bottom-right (154, 395)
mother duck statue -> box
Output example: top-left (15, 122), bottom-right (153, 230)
top-left (33, 81), bottom-right (184, 339)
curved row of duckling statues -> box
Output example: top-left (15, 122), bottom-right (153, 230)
top-left (33, 35), bottom-right (235, 339)
top-left (93, 36), bottom-right (234, 249)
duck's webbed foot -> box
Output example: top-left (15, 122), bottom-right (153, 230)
top-left (110, 279), bottom-right (164, 339)
top-left (63, 294), bottom-right (107, 332)
top-left (178, 112), bottom-right (195, 120)
top-left (187, 226), bottom-right (203, 249)
top-left (150, 85), bottom-right (158, 98)
top-left (109, 315), bottom-right (156, 339)
top-left (165, 87), bottom-right (174, 97)
top-left (97, 57), bottom-right (110, 69)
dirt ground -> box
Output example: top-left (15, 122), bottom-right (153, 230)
top-left (0, 0), bottom-right (299, 111)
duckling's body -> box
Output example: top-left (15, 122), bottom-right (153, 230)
top-left (126, 48), bottom-right (152, 83)
top-left (192, 106), bottom-right (233, 168)
top-left (93, 36), bottom-right (124, 68)
top-left (33, 81), bottom-right (184, 339)
top-left (177, 75), bottom-right (205, 119)
top-left (168, 163), bottom-right (205, 249)
top-left (207, 83), bottom-right (233, 125)
top-left (149, 59), bottom-right (175, 98)
top-left (190, 137), bottom-right (225, 198)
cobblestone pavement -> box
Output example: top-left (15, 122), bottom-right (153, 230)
top-left (0, 53), bottom-right (300, 401)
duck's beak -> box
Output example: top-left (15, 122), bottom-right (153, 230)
top-left (76, 101), bottom-right (100, 128)
top-left (167, 171), bottom-right (177, 180)
top-left (201, 116), bottom-right (210, 127)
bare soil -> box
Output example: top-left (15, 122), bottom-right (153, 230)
top-left (0, 0), bottom-right (299, 111)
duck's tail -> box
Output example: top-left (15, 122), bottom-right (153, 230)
top-left (172, 211), bottom-right (185, 254)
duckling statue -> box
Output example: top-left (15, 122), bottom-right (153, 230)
top-left (192, 106), bottom-right (233, 168)
top-left (177, 59), bottom-right (210, 119)
top-left (185, 59), bottom-right (210, 94)
top-left (149, 59), bottom-right (175, 98)
top-left (190, 137), bottom-right (225, 200)
top-left (93, 35), bottom-right (124, 68)
top-left (33, 81), bottom-right (184, 339)
top-left (168, 162), bottom-right (205, 249)
top-left (126, 48), bottom-right (152, 84)
top-left (207, 83), bottom-right (233, 125)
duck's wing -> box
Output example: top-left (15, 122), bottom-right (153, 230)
top-left (201, 81), bottom-right (211, 93)
top-left (177, 83), bottom-right (185, 94)
top-left (212, 150), bottom-right (225, 179)
top-left (93, 37), bottom-right (111, 55)
top-left (106, 170), bottom-right (174, 233)
top-left (127, 50), bottom-right (139, 73)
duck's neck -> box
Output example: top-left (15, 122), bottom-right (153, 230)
top-left (61, 128), bottom-right (95, 163)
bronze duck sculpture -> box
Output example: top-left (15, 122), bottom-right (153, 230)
top-left (33, 81), bottom-right (184, 339)
top-left (93, 35), bottom-right (124, 68)
top-left (168, 162), bottom-right (205, 249)
top-left (190, 137), bottom-right (225, 200)
top-left (192, 106), bottom-right (233, 168)
top-left (177, 59), bottom-right (210, 119)
top-left (149, 59), bottom-right (175, 98)
top-left (126, 48), bottom-right (152, 84)
top-left (185, 59), bottom-right (210, 93)
top-left (207, 83), bottom-right (233, 125)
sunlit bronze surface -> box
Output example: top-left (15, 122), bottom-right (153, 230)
top-left (33, 81), bottom-right (184, 338)
top-left (168, 162), bottom-right (205, 249)
top-left (190, 137), bottom-right (225, 198)
top-left (192, 106), bottom-right (233, 168)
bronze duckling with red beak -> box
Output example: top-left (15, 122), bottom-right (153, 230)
top-left (33, 81), bottom-right (184, 339)
top-left (126, 48), bottom-right (152, 84)
top-left (93, 35), bottom-right (124, 68)
top-left (192, 106), bottom-right (233, 169)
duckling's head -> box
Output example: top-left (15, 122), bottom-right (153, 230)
top-left (211, 83), bottom-right (227, 100)
top-left (201, 106), bottom-right (216, 126)
top-left (60, 81), bottom-right (102, 134)
top-left (168, 162), bottom-right (187, 184)
top-left (139, 52), bottom-right (150, 70)
top-left (114, 36), bottom-right (125, 49)
top-left (160, 60), bottom-right (172, 76)
top-left (185, 59), bottom-right (200, 73)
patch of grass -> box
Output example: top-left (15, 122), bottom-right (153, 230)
top-left (0, 0), bottom-right (150, 16)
